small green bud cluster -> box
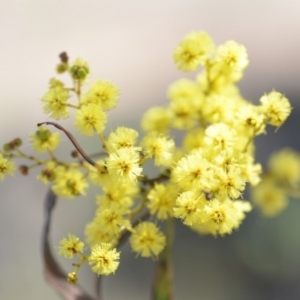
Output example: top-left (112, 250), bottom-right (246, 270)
top-left (3, 138), bottom-right (22, 152)
top-left (56, 52), bottom-right (69, 74)
top-left (70, 57), bottom-right (90, 81)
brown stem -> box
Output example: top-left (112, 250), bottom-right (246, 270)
top-left (42, 189), bottom-right (97, 300)
top-left (139, 173), bottom-right (169, 186)
top-left (37, 122), bottom-right (98, 167)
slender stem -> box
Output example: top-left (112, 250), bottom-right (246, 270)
top-left (242, 117), bottom-right (267, 152)
top-left (27, 162), bottom-right (44, 169)
top-left (66, 103), bottom-right (80, 109)
top-left (76, 80), bottom-right (81, 98)
top-left (97, 132), bottom-right (108, 151)
top-left (37, 122), bottom-right (99, 168)
top-left (152, 218), bottom-right (175, 300)
top-left (74, 253), bottom-right (88, 273)
top-left (15, 149), bottom-right (46, 164)
top-left (47, 149), bottom-right (57, 161)
top-left (138, 173), bottom-right (169, 186)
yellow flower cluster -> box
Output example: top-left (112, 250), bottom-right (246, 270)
top-left (252, 148), bottom-right (300, 217)
top-left (30, 125), bottom-right (60, 153)
top-left (1, 31), bottom-right (295, 284)
top-left (0, 153), bottom-right (15, 180)
top-left (58, 234), bottom-right (84, 259)
top-left (41, 58), bottom-right (119, 138)
top-left (58, 234), bottom-right (120, 279)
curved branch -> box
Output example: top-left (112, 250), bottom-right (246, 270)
top-left (38, 122), bottom-right (98, 167)
top-left (42, 189), bottom-right (98, 300)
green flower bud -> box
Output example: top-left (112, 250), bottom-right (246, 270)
top-left (19, 165), bottom-right (29, 176)
top-left (3, 143), bottom-right (12, 152)
top-left (13, 138), bottom-right (22, 147)
top-left (70, 58), bottom-right (89, 81)
top-left (35, 129), bottom-right (51, 141)
top-left (56, 63), bottom-right (68, 74)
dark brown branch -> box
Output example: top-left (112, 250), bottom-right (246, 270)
top-left (140, 174), bottom-right (169, 186)
top-left (38, 122), bottom-right (98, 167)
top-left (42, 189), bottom-right (98, 300)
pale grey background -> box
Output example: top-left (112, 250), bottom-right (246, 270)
top-left (1, 1), bottom-right (300, 299)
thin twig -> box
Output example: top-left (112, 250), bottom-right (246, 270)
top-left (139, 174), bottom-right (169, 186)
top-left (38, 122), bottom-right (98, 167)
top-left (42, 189), bottom-right (97, 300)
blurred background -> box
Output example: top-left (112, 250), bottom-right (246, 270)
top-left (1, 1), bottom-right (300, 299)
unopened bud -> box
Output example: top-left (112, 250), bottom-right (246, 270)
top-left (67, 272), bottom-right (78, 285)
top-left (71, 150), bottom-right (79, 158)
top-left (36, 129), bottom-right (51, 141)
top-left (204, 190), bottom-right (213, 200)
top-left (59, 52), bottom-right (69, 63)
top-left (56, 63), bottom-right (68, 74)
top-left (13, 138), bottom-right (22, 147)
top-left (70, 58), bottom-right (89, 81)
top-left (19, 165), bottom-right (29, 176)
top-left (3, 143), bottom-right (12, 152)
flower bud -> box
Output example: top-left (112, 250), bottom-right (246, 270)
top-left (13, 138), bottom-right (22, 147)
top-left (70, 58), bottom-right (89, 81)
top-left (3, 143), bottom-right (12, 152)
top-left (19, 165), bottom-right (29, 176)
top-left (67, 272), bottom-right (78, 285)
top-left (71, 150), bottom-right (79, 158)
top-left (35, 129), bottom-right (51, 141)
top-left (56, 63), bottom-right (68, 74)
top-left (59, 52), bottom-right (69, 63)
